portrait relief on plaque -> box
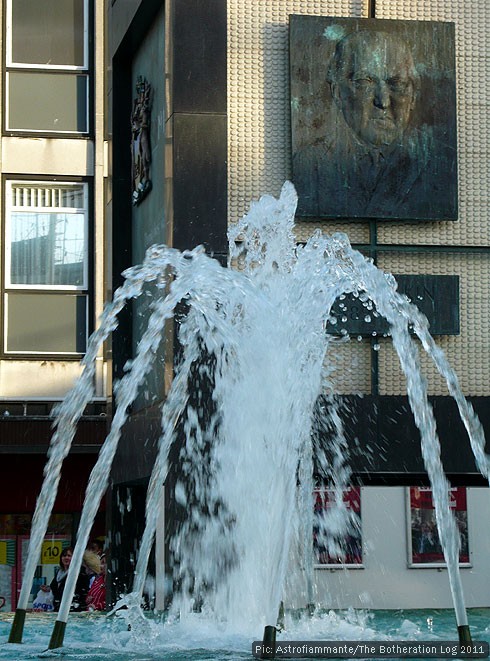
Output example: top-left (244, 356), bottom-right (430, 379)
top-left (290, 16), bottom-right (458, 221)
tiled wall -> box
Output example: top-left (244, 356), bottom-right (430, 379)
top-left (228, 1), bottom-right (490, 396)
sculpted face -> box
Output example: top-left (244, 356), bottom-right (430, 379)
top-left (330, 31), bottom-right (417, 148)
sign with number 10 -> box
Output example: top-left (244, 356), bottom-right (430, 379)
top-left (41, 541), bottom-right (63, 564)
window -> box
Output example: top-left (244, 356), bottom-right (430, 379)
top-left (4, 181), bottom-right (89, 355)
top-left (313, 487), bottom-right (363, 567)
top-left (407, 486), bottom-right (470, 567)
top-left (5, 0), bottom-right (89, 133)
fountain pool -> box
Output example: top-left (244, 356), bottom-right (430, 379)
top-left (2, 609), bottom-right (490, 659)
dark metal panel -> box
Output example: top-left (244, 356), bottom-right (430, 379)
top-left (109, 0), bottom-right (228, 496)
top-left (172, 0), bottom-right (227, 113)
top-left (315, 395), bottom-right (490, 485)
top-left (111, 405), bottom-right (162, 484)
top-left (290, 16), bottom-right (458, 221)
top-left (107, 482), bottom-right (150, 606)
top-left (172, 113), bottom-right (228, 254)
top-left (327, 275), bottom-right (460, 336)
top-left (1, 454), bottom-right (105, 512)
top-left (0, 418), bottom-right (106, 449)
top-left (395, 275), bottom-right (460, 335)
top-left (109, 0), bottom-right (163, 60)
top-left (433, 396), bottom-right (490, 475)
top-left (111, 46), bottom-right (134, 383)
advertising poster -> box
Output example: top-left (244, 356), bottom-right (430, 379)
top-left (408, 486), bottom-right (470, 566)
top-left (18, 534), bottom-right (72, 608)
top-left (0, 536), bottom-right (16, 611)
top-left (313, 487), bottom-right (362, 567)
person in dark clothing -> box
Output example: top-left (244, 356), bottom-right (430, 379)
top-left (40, 547), bottom-right (91, 611)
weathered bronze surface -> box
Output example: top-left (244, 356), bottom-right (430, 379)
top-left (131, 76), bottom-right (152, 206)
top-left (326, 274), bottom-right (459, 336)
top-left (290, 16), bottom-right (458, 221)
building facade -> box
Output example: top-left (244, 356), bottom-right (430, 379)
top-left (105, 0), bottom-right (490, 611)
top-left (1, 0), bottom-right (484, 614)
top-left (0, 0), bottom-right (108, 610)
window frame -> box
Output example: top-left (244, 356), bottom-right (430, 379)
top-left (4, 0), bottom-right (91, 135)
top-left (2, 177), bottom-right (91, 358)
top-left (3, 291), bottom-right (88, 356)
top-left (5, 0), bottom-right (89, 70)
top-left (5, 70), bottom-right (90, 134)
top-left (5, 180), bottom-right (89, 291)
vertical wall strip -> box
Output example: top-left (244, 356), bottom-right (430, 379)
top-left (367, 0), bottom-right (379, 395)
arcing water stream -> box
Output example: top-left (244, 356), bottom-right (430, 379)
top-left (9, 181), bottom-right (489, 649)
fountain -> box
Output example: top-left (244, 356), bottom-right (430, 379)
top-left (4, 182), bottom-right (490, 657)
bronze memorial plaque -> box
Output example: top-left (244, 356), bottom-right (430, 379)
top-left (290, 16), bottom-right (458, 221)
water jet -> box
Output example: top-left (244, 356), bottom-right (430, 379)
top-left (7, 183), bottom-right (489, 654)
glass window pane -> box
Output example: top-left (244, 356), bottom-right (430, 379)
top-left (11, 183), bottom-right (85, 209)
top-left (11, 0), bottom-right (85, 66)
top-left (9, 212), bottom-right (86, 287)
top-left (8, 72), bottom-right (88, 132)
top-left (5, 293), bottom-right (87, 353)
top-left (7, 182), bottom-right (87, 288)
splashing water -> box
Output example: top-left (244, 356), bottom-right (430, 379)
top-left (13, 181), bottom-right (490, 646)
top-left (3, 608), bottom-right (490, 660)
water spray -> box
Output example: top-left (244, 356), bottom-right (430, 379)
top-left (10, 182), bottom-right (488, 649)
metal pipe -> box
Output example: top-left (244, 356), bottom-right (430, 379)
top-left (7, 609), bottom-right (26, 644)
top-left (261, 625), bottom-right (277, 659)
top-left (458, 624), bottom-right (473, 644)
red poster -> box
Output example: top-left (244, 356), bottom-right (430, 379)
top-left (313, 487), bottom-right (362, 566)
top-left (409, 487), bottom-right (469, 565)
